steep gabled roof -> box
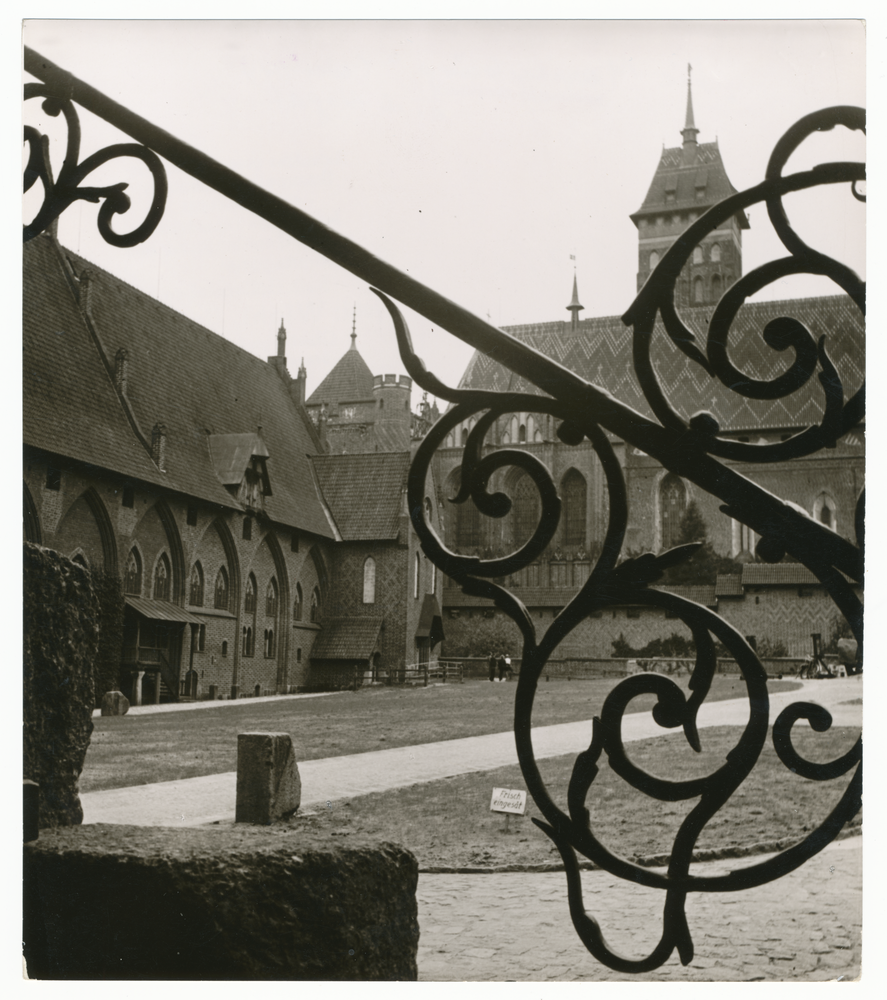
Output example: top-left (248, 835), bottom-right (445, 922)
top-left (306, 341), bottom-right (374, 407)
top-left (311, 452), bottom-right (409, 540)
top-left (24, 235), bottom-right (333, 538)
top-left (457, 296), bottom-right (863, 432)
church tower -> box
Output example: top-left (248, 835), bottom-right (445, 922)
top-left (630, 68), bottom-right (749, 308)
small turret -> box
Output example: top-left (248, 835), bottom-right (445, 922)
top-left (566, 272), bottom-right (584, 332)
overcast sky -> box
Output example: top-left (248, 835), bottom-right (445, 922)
top-left (23, 19), bottom-right (866, 404)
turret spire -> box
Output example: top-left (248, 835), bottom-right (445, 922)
top-left (681, 63), bottom-right (700, 156)
top-left (350, 305), bottom-right (357, 350)
top-left (277, 318), bottom-right (286, 359)
top-left (566, 263), bottom-right (584, 332)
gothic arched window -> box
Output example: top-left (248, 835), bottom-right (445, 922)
top-left (310, 588), bottom-right (321, 623)
top-left (153, 553), bottom-right (171, 601)
top-left (245, 575), bottom-right (257, 615)
top-left (513, 473), bottom-right (539, 548)
top-left (124, 548), bottom-right (142, 596)
top-left (813, 492), bottom-right (837, 532)
top-left (189, 562), bottom-right (204, 607)
top-left (265, 577), bottom-right (278, 617)
top-left (659, 474), bottom-right (687, 550)
top-left (710, 243), bottom-right (721, 262)
top-left (693, 275), bottom-right (704, 303)
top-left (214, 566), bottom-right (229, 610)
top-left (293, 583), bottom-right (303, 620)
top-left (693, 246), bottom-right (703, 264)
top-left (562, 469), bottom-right (587, 548)
top-left (363, 557), bottom-right (376, 604)
top-left (711, 274), bottom-right (722, 300)
top-left (649, 250), bottom-right (660, 271)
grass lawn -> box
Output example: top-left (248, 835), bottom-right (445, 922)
top-left (82, 675), bottom-right (799, 792)
top-left (288, 724), bottom-right (861, 869)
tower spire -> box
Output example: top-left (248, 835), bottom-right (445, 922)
top-left (277, 317), bottom-right (286, 359)
top-left (566, 262), bottom-right (584, 332)
top-left (681, 63), bottom-right (699, 157)
top-left (350, 305), bottom-right (357, 350)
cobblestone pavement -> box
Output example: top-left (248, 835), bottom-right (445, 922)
top-left (416, 836), bottom-right (862, 982)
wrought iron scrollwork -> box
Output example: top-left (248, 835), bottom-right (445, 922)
top-left (23, 83), bottom-right (167, 246)
top-left (20, 46), bottom-right (862, 970)
top-left (373, 106), bottom-right (863, 971)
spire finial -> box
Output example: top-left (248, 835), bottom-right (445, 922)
top-left (566, 259), bottom-right (584, 333)
top-left (681, 64), bottom-right (699, 154)
top-left (350, 304), bottom-right (357, 349)
top-left (276, 317), bottom-right (286, 358)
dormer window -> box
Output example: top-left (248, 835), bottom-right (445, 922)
top-left (208, 431), bottom-right (272, 513)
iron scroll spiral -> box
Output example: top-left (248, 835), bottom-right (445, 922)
top-left (372, 106), bottom-right (863, 971)
top-left (19, 57), bottom-right (863, 970)
top-left (23, 83), bottom-right (168, 247)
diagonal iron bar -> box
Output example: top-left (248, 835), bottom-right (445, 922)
top-left (23, 47), bottom-right (863, 973)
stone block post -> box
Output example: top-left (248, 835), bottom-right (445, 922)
top-left (236, 732), bottom-right (301, 824)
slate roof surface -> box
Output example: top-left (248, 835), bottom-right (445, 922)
top-left (208, 433), bottom-right (270, 487)
top-left (715, 574), bottom-right (745, 597)
top-left (311, 452), bottom-right (409, 540)
top-left (741, 563), bottom-right (820, 586)
top-left (457, 296), bottom-right (863, 432)
top-left (311, 617), bottom-right (383, 659)
top-left (24, 236), bottom-right (333, 538)
top-left (306, 343), bottom-right (374, 407)
top-left (633, 142), bottom-right (746, 221)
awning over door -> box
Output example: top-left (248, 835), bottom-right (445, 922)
top-left (124, 597), bottom-right (205, 625)
top-left (415, 594), bottom-right (445, 648)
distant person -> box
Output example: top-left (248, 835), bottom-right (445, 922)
top-left (504, 653), bottom-right (513, 681)
top-left (497, 652), bottom-right (507, 682)
top-left (488, 652), bottom-right (497, 682)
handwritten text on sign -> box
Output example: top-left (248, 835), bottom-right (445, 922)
top-left (490, 787), bottom-right (527, 815)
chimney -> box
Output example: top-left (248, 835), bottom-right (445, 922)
top-left (268, 318), bottom-right (290, 382)
top-left (293, 358), bottom-right (307, 405)
top-left (151, 423), bottom-right (167, 471)
top-left (115, 348), bottom-right (129, 396)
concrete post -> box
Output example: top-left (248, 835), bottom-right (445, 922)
top-left (133, 670), bottom-right (145, 706)
top-left (235, 732), bottom-right (301, 824)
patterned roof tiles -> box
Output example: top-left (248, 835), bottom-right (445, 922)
top-left (311, 452), bottom-right (409, 540)
top-left (455, 296), bottom-right (863, 433)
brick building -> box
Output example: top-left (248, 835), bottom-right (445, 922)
top-left (434, 81), bottom-right (863, 660)
top-left (23, 231), bottom-right (444, 704)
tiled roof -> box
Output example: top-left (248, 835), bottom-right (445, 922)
top-left (741, 563), bottom-right (820, 586)
top-left (306, 343), bottom-right (374, 407)
top-left (24, 236), bottom-right (333, 538)
top-left (657, 584), bottom-right (717, 607)
top-left (311, 617), bottom-right (383, 660)
top-left (457, 295), bottom-right (863, 432)
top-left (311, 452), bottom-right (409, 540)
top-left (634, 142), bottom-right (744, 219)
top-left (716, 574), bottom-right (744, 597)
top-left (208, 432), bottom-right (270, 487)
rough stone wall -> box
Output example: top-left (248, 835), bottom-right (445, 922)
top-left (23, 542), bottom-right (98, 828)
top-left (24, 824), bottom-right (419, 981)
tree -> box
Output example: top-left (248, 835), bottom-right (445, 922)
top-left (660, 500), bottom-right (743, 585)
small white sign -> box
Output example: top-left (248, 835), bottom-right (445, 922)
top-left (490, 787), bottom-right (527, 815)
